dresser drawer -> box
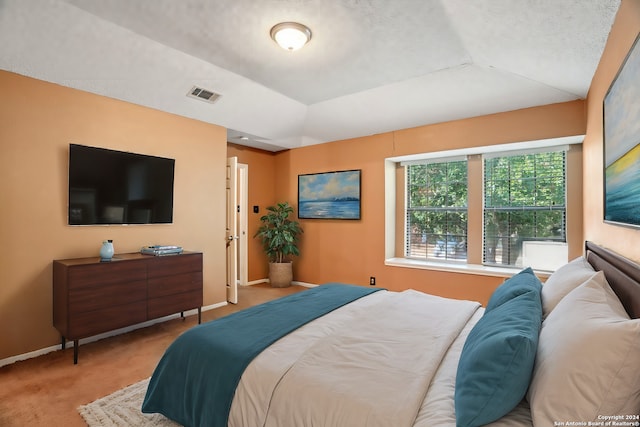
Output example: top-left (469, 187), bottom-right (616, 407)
top-left (147, 272), bottom-right (202, 299)
top-left (67, 300), bottom-right (147, 338)
top-left (148, 289), bottom-right (202, 320)
top-left (68, 260), bottom-right (147, 289)
top-left (69, 280), bottom-right (147, 313)
top-left (147, 253), bottom-right (202, 278)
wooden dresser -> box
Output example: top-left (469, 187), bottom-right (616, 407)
top-left (53, 251), bottom-right (203, 363)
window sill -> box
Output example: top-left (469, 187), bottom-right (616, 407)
top-left (384, 257), bottom-right (551, 280)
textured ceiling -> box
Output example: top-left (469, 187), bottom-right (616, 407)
top-left (0, 0), bottom-right (620, 151)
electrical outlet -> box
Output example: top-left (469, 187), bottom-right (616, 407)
top-left (369, 276), bottom-right (376, 286)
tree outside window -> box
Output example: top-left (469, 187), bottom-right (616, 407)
top-left (405, 149), bottom-right (567, 268)
top-left (406, 160), bottom-right (468, 261)
top-left (483, 151), bottom-right (566, 267)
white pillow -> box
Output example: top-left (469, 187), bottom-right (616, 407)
top-left (541, 256), bottom-right (596, 318)
top-left (527, 271), bottom-right (640, 425)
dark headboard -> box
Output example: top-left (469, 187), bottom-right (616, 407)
top-left (585, 241), bottom-right (640, 319)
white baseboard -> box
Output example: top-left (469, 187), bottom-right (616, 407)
top-left (242, 279), bottom-right (318, 288)
top-left (292, 281), bottom-right (318, 288)
top-left (0, 301), bottom-right (227, 368)
top-left (242, 279), bottom-right (270, 286)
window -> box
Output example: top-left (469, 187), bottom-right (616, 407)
top-left (400, 145), bottom-right (569, 270)
top-left (406, 160), bottom-right (468, 261)
top-left (390, 137), bottom-right (578, 273)
top-left (483, 150), bottom-right (566, 267)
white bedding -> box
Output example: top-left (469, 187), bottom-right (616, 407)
top-left (228, 289), bottom-right (535, 427)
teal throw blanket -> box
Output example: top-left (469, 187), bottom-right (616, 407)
top-left (142, 283), bottom-right (382, 427)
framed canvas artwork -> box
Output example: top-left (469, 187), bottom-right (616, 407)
top-left (603, 33), bottom-right (640, 228)
top-left (298, 170), bottom-right (361, 219)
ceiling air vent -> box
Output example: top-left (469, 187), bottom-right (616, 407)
top-left (187, 86), bottom-right (221, 104)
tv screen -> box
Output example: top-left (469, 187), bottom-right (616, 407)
top-left (68, 144), bottom-right (175, 225)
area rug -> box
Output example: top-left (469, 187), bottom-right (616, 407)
top-left (78, 378), bottom-right (181, 427)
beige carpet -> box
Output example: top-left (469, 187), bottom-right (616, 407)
top-left (78, 378), bottom-right (180, 427)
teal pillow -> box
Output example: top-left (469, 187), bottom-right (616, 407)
top-left (455, 289), bottom-right (542, 427)
top-left (485, 267), bottom-right (541, 312)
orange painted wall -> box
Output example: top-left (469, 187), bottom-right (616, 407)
top-left (227, 144), bottom-right (277, 281)
top-left (272, 102), bottom-right (586, 305)
top-left (584, 0), bottom-right (640, 262)
top-left (0, 71), bottom-right (228, 360)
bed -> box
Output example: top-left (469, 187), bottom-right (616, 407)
top-left (142, 241), bottom-right (640, 427)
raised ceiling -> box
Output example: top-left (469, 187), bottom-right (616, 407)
top-left (0, 0), bottom-right (620, 151)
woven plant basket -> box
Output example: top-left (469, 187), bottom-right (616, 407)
top-left (269, 262), bottom-right (293, 288)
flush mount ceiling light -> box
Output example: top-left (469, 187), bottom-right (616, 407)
top-left (270, 22), bottom-right (312, 51)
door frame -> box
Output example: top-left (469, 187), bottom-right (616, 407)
top-left (237, 163), bottom-right (248, 286)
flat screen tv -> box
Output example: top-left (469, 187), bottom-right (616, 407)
top-left (68, 144), bottom-right (175, 225)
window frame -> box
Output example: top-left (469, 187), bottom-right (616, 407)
top-left (386, 136), bottom-right (581, 275)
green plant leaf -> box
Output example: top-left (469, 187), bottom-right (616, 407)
top-left (253, 201), bottom-right (303, 263)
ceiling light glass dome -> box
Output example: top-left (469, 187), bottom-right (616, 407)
top-left (270, 22), bottom-right (312, 51)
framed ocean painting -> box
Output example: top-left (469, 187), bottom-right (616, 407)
top-left (298, 170), bottom-right (361, 219)
top-left (604, 32), bottom-right (640, 228)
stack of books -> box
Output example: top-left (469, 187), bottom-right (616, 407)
top-left (141, 245), bottom-right (183, 256)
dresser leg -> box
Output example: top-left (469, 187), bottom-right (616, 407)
top-left (61, 336), bottom-right (66, 350)
top-left (73, 340), bottom-right (78, 365)
top-left (198, 307), bottom-right (202, 324)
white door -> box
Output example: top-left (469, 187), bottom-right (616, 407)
top-left (226, 157), bottom-right (238, 304)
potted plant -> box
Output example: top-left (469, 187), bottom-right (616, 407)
top-left (254, 201), bottom-right (303, 287)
